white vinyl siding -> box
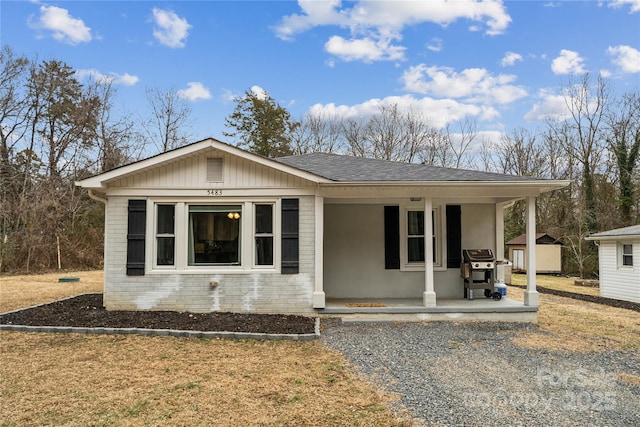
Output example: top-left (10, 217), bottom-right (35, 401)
top-left (598, 240), bottom-right (640, 304)
top-left (109, 150), bottom-right (315, 189)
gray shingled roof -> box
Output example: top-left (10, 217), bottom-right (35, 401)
top-left (275, 152), bottom-right (542, 182)
top-left (589, 224), bottom-right (640, 238)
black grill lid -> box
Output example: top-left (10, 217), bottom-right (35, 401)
top-left (463, 249), bottom-right (495, 262)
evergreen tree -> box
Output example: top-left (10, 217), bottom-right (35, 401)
top-left (224, 88), bottom-right (297, 157)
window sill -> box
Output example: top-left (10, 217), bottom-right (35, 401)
top-left (401, 263), bottom-right (446, 272)
top-left (147, 267), bottom-right (280, 275)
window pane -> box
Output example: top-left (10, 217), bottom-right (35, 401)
top-left (255, 205), bottom-right (273, 234)
top-left (157, 205), bottom-right (174, 234)
top-left (188, 206), bottom-right (241, 265)
top-left (408, 211), bottom-right (424, 236)
top-left (623, 244), bottom-right (633, 266)
top-left (408, 237), bottom-right (425, 262)
top-left (256, 236), bottom-right (274, 265)
top-left (157, 237), bottom-right (174, 265)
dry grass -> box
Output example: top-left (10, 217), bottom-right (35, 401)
top-left (0, 271), bottom-right (103, 313)
top-left (0, 332), bottom-right (414, 426)
top-left (508, 275), bottom-right (640, 353)
top-left (0, 271), bottom-right (416, 426)
top-left (511, 273), bottom-right (600, 297)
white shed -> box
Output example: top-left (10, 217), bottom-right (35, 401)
top-left (587, 225), bottom-right (640, 304)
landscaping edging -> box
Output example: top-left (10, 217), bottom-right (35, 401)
top-left (508, 284), bottom-right (640, 312)
top-left (0, 322), bottom-right (320, 341)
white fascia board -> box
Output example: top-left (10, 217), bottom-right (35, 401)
top-left (76, 138), bottom-right (330, 189)
top-left (585, 234), bottom-right (640, 241)
top-left (319, 179), bottom-right (570, 192)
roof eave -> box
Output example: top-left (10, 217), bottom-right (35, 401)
top-left (319, 179), bottom-right (570, 190)
top-left (586, 234), bottom-right (640, 241)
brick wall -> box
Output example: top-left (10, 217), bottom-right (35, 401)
top-left (103, 196), bottom-right (316, 315)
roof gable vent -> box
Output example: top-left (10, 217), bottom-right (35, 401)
top-left (206, 158), bottom-right (223, 182)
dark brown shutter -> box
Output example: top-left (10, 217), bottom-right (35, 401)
top-left (281, 198), bottom-right (299, 274)
top-left (127, 200), bottom-right (146, 276)
top-left (446, 205), bottom-right (462, 268)
top-left (384, 206), bottom-right (400, 269)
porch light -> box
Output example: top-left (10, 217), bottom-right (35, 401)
top-left (410, 197), bottom-right (422, 202)
top-left (227, 212), bottom-right (240, 220)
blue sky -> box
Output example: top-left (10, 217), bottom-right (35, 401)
top-left (2, 0), bottom-right (639, 149)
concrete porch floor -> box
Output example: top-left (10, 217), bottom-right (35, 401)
top-left (319, 297), bottom-right (538, 322)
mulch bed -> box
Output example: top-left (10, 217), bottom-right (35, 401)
top-left (0, 294), bottom-right (316, 334)
top-left (508, 284), bottom-right (640, 312)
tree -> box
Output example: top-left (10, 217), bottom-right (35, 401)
top-left (445, 117), bottom-right (477, 169)
top-left (291, 112), bottom-right (344, 155)
top-left (92, 79), bottom-right (140, 172)
top-left (224, 88), bottom-right (297, 158)
top-left (606, 91), bottom-right (640, 225)
top-left (144, 87), bottom-right (192, 153)
top-left (548, 73), bottom-right (609, 233)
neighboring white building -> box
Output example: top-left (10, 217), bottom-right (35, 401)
top-left (76, 138), bottom-right (569, 319)
top-left (587, 225), bottom-right (640, 304)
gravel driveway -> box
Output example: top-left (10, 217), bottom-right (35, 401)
top-left (321, 320), bottom-right (640, 427)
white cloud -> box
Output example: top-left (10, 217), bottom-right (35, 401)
top-left (274, 0), bottom-right (511, 63)
top-left (177, 82), bottom-right (212, 101)
top-left (599, 69), bottom-right (613, 78)
top-left (401, 64), bottom-right (527, 105)
top-left (325, 34), bottom-right (405, 62)
top-left (608, 0), bottom-right (640, 13)
top-left (250, 85), bottom-right (269, 101)
top-left (551, 49), bottom-right (586, 75)
top-left (607, 45), bottom-right (640, 73)
top-left (524, 89), bottom-right (570, 122)
top-left (501, 51), bottom-right (523, 67)
top-left (152, 8), bottom-right (191, 48)
top-left (29, 5), bottom-right (92, 45)
top-left (427, 37), bottom-right (443, 52)
top-left (75, 69), bottom-right (139, 86)
top-left (308, 94), bottom-right (499, 129)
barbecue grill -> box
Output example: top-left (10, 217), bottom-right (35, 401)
top-left (460, 249), bottom-right (502, 301)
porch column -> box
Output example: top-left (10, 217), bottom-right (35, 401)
top-left (423, 197), bottom-right (436, 307)
top-left (312, 195), bottom-right (326, 308)
top-left (495, 203), bottom-right (505, 261)
top-left (524, 196), bottom-right (539, 307)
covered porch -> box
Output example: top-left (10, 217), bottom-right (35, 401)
top-left (311, 188), bottom-right (544, 317)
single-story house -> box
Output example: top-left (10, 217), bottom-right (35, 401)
top-left (586, 225), bottom-right (640, 304)
top-left (506, 233), bottom-right (563, 274)
top-left (76, 138), bottom-right (569, 320)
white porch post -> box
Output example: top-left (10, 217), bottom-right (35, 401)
top-left (524, 196), bottom-right (539, 307)
top-left (312, 195), bottom-right (326, 308)
top-left (495, 203), bottom-right (505, 261)
top-left (423, 197), bottom-right (436, 307)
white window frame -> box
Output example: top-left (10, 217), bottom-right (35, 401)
top-left (252, 202), bottom-right (280, 269)
top-left (400, 203), bottom-right (445, 271)
top-left (147, 198), bottom-right (281, 274)
top-left (620, 242), bottom-right (633, 268)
